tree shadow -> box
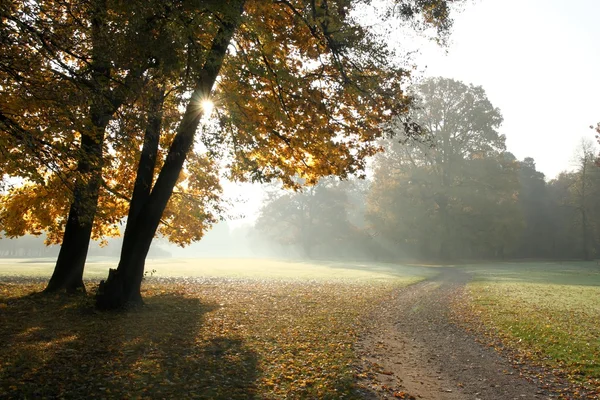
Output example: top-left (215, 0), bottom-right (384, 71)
top-left (305, 259), bottom-right (435, 279)
top-left (0, 288), bottom-right (259, 399)
top-left (463, 261), bottom-right (600, 287)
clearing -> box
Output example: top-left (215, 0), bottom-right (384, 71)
top-left (0, 259), bottom-right (598, 399)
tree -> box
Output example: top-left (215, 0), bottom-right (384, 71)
top-left (367, 77), bottom-right (522, 261)
top-left (514, 157), bottom-right (552, 258)
top-left (546, 172), bottom-right (582, 259)
top-left (95, 1), bottom-right (462, 308)
top-left (569, 139), bottom-right (600, 260)
top-left (0, 0), bottom-right (223, 292)
top-left (255, 178), bottom-right (358, 258)
top-left (0, 1), bottom-right (168, 292)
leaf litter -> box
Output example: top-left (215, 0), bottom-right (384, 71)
top-left (0, 276), bottom-right (409, 399)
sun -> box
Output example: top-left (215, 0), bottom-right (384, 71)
top-left (201, 99), bottom-right (214, 120)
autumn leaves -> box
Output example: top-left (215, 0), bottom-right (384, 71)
top-left (0, 1), bottom-right (459, 306)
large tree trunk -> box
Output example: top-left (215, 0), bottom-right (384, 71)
top-left (96, 6), bottom-right (243, 310)
top-left (45, 0), bottom-right (112, 294)
top-left (119, 84), bottom-right (165, 259)
top-left (94, 84), bottom-right (165, 308)
top-left (45, 122), bottom-right (108, 293)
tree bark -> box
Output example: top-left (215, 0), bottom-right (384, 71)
top-left (119, 84), bottom-right (165, 260)
top-left (45, 0), bottom-right (112, 294)
top-left (96, 4), bottom-right (244, 309)
top-left (45, 0), bottom-right (148, 293)
top-left (45, 122), bottom-right (108, 293)
top-left (580, 160), bottom-right (591, 260)
top-left (94, 84), bottom-right (165, 308)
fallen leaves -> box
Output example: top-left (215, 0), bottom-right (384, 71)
top-left (0, 276), bottom-right (403, 399)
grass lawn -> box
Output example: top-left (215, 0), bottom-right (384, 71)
top-left (456, 261), bottom-right (600, 394)
top-left (0, 257), bottom-right (434, 282)
top-left (0, 258), bottom-right (430, 399)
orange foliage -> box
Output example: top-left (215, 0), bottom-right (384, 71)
top-left (1, 0), bottom-right (460, 245)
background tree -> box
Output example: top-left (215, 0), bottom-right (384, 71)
top-left (546, 172), bottom-right (582, 259)
top-left (540, 140), bottom-right (600, 261)
top-left (256, 179), bottom-right (362, 258)
top-left (514, 157), bottom-right (552, 258)
top-left (568, 139), bottom-right (600, 260)
top-left (367, 77), bottom-right (522, 261)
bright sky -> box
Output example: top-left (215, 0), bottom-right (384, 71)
top-left (415, 0), bottom-right (600, 179)
top-left (224, 0), bottom-right (600, 225)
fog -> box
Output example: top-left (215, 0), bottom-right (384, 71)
top-left (5, 74), bottom-right (600, 265)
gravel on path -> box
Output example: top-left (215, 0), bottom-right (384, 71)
top-left (354, 268), bottom-right (558, 400)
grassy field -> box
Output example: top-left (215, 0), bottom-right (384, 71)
top-left (0, 258), bottom-right (430, 399)
top-left (456, 261), bottom-right (600, 394)
top-left (4, 258), bottom-right (598, 398)
top-left (0, 257), bottom-right (434, 282)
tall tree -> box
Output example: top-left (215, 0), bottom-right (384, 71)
top-left (96, 2), bottom-right (246, 308)
top-left (368, 77), bottom-right (521, 261)
top-left (1, 1), bottom-right (222, 292)
top-left (570, 139), bottom-right (600, 260)
top-left (0, 1), bottom-right (163, 292)
top-left (95, 0), bottom-right (462, 308)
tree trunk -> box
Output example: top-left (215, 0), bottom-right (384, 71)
top-left (582, 209), bottom-right (591, 260)
top-left (45, 0), bottom-right (112, 294)
top-left (119, 84), bottom-right (165, 259)
top-left (45, 125), bottom-right (107, 293)
top-left (96, 6), bottom-right (244, 309)
top-left (95, 84), bottom-right (165, 308)
top-left (580, 157), bottom-right (591, 260)
top-left (436, 194), bottom-right (452, 261)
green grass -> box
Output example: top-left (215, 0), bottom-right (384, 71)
top-left (459, 261), bottom-right (600, 286)
top-left (457, 261), bottom-right (600, 392)
top-left (0, 257), bottom-right (434, 283)
top-left (0, 258), bottom-right (431, 399)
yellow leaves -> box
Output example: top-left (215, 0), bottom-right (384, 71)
top-left (0, 276), bottom-right (419, 398)
top-left (214, 0), bottom-right (411, 189)
top-left (0, 178), bottom-right (72, 243)
top-left (158, 153), bottom-right (222, 246)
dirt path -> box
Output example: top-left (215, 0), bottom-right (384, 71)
top-left (355, 268), bottom-right (555, 400)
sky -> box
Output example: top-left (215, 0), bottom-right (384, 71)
top-left (415, 0), bottom-right (600, 179)
top-left (223, 0), bottom-right (600, 225)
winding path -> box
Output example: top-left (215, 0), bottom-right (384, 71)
top-left (355, 268), bottom-right (555, 400)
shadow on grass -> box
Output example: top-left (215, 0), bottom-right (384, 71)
top-left (301, 259), bottom-right (436, 280)
top-left (15, 258), bottom-right (57, 264)
top-left (460, 261), bottom-right (600, 287)
top-left (0, 289), bottom-right (259, 399)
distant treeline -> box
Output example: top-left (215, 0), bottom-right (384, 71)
top-left (0, 235), bottom-right (59, 257)
top-left (254, 78), bottom-right (600, 262)
top-left (0, 235), bottom-right (171, 259)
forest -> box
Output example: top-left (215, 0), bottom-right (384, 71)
top-left (254, 77), bottom-right (600, 262)
top-left (5, 73), bottom-right (600, 264)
